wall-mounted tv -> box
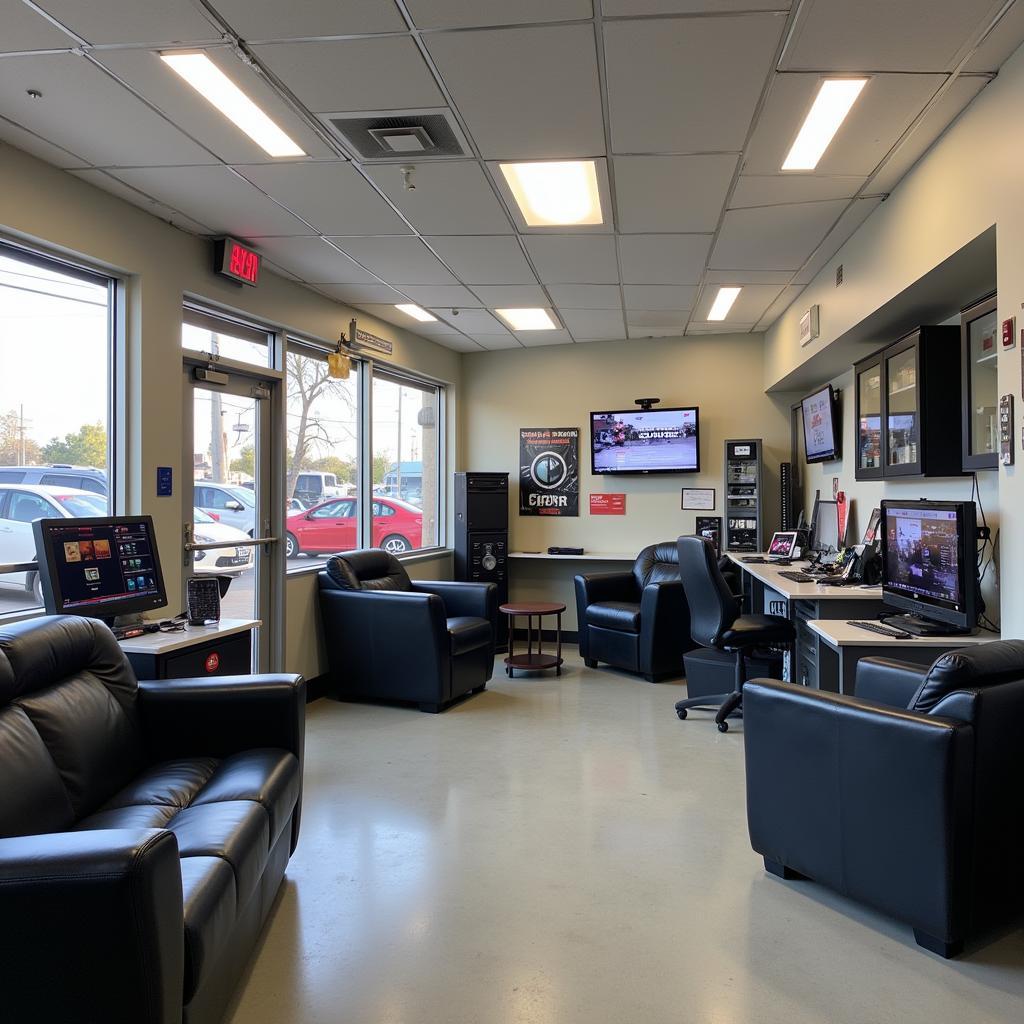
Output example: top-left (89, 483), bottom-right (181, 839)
top-left (801, 384), bottom-right (841, 463)
top-left (590, 407), bottom-right (700, 475)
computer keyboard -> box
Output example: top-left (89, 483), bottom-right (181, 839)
top-left (779, 571), bottom-right (814, 583)
top-left (847, 620), bottom-right (913, 639)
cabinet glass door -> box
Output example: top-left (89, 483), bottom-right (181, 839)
top-left (886, 346), bottom-right (919, 469)
top-left (962, 295), bottom-right (998, 470)
top-left (856, 360), bottom-right (882, 476)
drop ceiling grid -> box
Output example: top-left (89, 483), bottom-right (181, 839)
top-left (0, 0), bottom-right (1016, 349)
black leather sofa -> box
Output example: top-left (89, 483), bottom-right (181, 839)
top-left (0, 615), bottom-right (305, 1024)
top-left (318, 548), bottom-right (496, 712)
top-left (574, 542), bottom-right (694, 681)
top-left (743, 640), bottom-right (1024, 957)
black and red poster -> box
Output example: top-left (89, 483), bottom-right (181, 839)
top-left (519, 427), bottom-right (579, 516)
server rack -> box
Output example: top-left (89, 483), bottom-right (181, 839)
top-left (454, 472), bottom-right (509, 647)
top-left (724, 439), bottom-right (764, 553)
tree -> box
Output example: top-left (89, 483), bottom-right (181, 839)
top-left (0, 409), bottom-right (41, 466)
top-left (373, 452), bottom-right (392, 485)
top-left (40, 422), bottom-right (106, 466)
top-left (310, 455), bottom-right (355, 483)
top-left (230, 445), bottom-right (255, 477)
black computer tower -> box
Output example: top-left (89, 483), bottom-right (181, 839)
top-left (454, 472), bottom-right (509, 647)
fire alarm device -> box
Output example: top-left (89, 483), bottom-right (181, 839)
top-left (214, 237), bottom-right (261, 287)
top-left (1002, 316), bottom-right (1016, 350)
top-left (1000, 394), bottom-right (1014, 465)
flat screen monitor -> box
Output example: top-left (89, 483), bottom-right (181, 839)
top-left (767, 531), bottom-right (797, 558)
top-left (801, 385), bottom-right (840, 463)
top-left (33, 515), bottom-right (167, 622)
top-left (590, 407), bottom-right (699, 475)
top-left (880, 500), bottom-right (977, 633)
top-left (811, 499), bottom-right (841, 553)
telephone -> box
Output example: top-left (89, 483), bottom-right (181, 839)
top-left (818, 543), bottom-right (881, 586)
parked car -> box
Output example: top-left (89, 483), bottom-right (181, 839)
top-left (285, 497), bottom-right (423, 558)
top-left (0, 464), bottom-right (108, 495)
top-left (292, 472), bottom-right (345, 507)
top-left (286, 497), bottom-right (306, 513)
top-left (0, 484), bottom-right (108, 603)
top-left (194, 482), bottom-right (256, 535)
top-left (191, 507), bottom-right (254, 577)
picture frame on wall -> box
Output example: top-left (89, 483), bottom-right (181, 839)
top-left (681, 487), bottom-right (715, 511)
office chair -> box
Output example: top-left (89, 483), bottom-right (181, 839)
top-left (674, 535), bottom-right (795, 732)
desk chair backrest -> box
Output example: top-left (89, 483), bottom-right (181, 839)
top-left (632, 542), bottom-right (681, 593)
top-left (677, 535), bottom-right (740, 648)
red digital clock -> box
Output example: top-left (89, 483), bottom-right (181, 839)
top-left (214, 238), bottom-right (261, 287)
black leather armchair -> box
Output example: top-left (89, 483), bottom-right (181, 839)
top-left (574, 542), bottom-right (694, 682)
top-left (318, 548), bottom-right (496, 712)
top-left (0, 614), bottom-right (305, 1024)
top-left (743, 640), bottom-right (1024, 957)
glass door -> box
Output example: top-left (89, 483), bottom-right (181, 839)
top-left (961, 293), bottom-right (998, 471)
top-left (885, 336), bottom-right (922, 476)
top-left (854, 356), bottom-right (883, 480)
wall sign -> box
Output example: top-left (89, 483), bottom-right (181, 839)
top-left (681, 487), bottom-right (715, 511)
top-left (214, 237), bottom-right (260, 286)
top-left (353, 327), bottom-right (393, 356)
top-left (799, 305), bottom-right (820, 346)
top-left (156, 466), bottom-right (173, 497)
top-left (519, 427), bottom-right (579, 516)
top-left (590, 493), bottom-right (626, 515)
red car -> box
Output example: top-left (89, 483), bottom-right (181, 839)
top-left (285, 497), bottom-right (423, 558)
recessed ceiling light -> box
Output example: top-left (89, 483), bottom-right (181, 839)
top-left (782, 78), bottom-right (867, 171)
top-left (495, 308), bottom-right (558, 331)
top-left (708, 286), bottom-right (741, 321)
top-left (160, 52), bottom-right (305, 158)
top-left (395, 303), bottom-right (436, 323)
top-left (499, 161), bottom-right (603, 226)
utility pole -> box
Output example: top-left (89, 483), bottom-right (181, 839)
top-left (19, 404), bottom-right (27, 465)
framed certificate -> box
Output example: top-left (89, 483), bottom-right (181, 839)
top-left (682, 488), bottom-right (715, 511)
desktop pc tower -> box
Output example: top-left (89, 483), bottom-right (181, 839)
top-left (454, 472), bottom-right (509, 647)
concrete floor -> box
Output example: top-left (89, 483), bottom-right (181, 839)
top-left (227, 650), bottom-right (1024, 1024)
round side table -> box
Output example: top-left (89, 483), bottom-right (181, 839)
top-left (499, 601), bottom-right (566, 677)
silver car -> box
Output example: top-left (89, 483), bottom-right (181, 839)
top-left (193, 482), bottom-right (256, 535)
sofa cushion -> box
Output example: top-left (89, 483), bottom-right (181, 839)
top-left (324, 549), bottom-right (412, 592)
top-left (446, 617), bottom-right (492, 657)
top-left (910, 638), bottom-right (1024, 712)
top-left (180, 856), bottom-right (237, 1002)
top-left (586, 601), bottom-right (642, 634)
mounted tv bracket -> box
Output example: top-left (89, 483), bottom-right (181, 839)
top-left (634, 397), bottom-right (661, 411)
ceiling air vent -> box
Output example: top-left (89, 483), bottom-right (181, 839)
top-left (325, 110), bottom-right (466, 161)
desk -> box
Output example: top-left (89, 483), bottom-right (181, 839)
top-left (120, 618), bottom-right (259, 679)
top-left (726, 553), bottom-right (887, 688)
top-left (508, 551), bottom-right (636, 561)
top-left (808, 619), bottom-right (999, 694)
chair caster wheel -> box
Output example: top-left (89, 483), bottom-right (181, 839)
top-left (717, 721), bottom-right (729, 733)
top-left (676, 708), bottom-right (687, 720)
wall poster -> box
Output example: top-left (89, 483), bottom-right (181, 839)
top-left (519, 427), bottom-right (579, 516)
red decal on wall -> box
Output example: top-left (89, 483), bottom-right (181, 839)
top-left (590, 493), bottom-right (626, 515)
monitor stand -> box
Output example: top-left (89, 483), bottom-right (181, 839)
top-left (881, 613), bottom-right (973, 638)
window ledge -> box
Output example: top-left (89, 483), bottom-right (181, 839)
top-left (286, 547), bottom-right (453, 577)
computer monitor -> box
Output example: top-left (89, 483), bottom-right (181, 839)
top-left (33, 515), bottom-right (167, 623)
top-left (880, 500), bottom-right (978, 635)
top-left (810, 499), bottom-right (841, 554)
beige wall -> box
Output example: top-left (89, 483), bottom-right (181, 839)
top-left (461, 335), bottom-right (792, 628)
top-left (0, 142), bottom-right (460, 678)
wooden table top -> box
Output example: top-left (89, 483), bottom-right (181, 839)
top-left (500, 601), bottom-right (566, 615)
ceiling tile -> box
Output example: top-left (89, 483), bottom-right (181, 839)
top-left (604, 1), bottom-right (789, 10)
top-left (686, 322), bottom-right (756, 334)
top-left (965, 2), bottom-right (1024, 71)
top-left (627, 310), bottom-right (691, 328)
top-left (94, 48), bottom-right (335, 163)
top-left (430, 309), bottom-right (506, 332)
top-left (627, 325), bottom-right (685, 339)
top-left (365, 161), bottom-right (513, 235)
top-left (547, 284), bottom-right (622, 308)
top-left (605, 15), bottom-right (783, 153)
top-left (0, 116), bottom-right (85, 168)
top-left (619, 235), bottom-right (711, 285)
top-left (399, 285), bottom-right (482, 307)
top-left (868, 77), bottom-right (987, 193)
top-left (261, 257), bottom-right (303, 282)
top-left (0, 3), bottom-right (77, 50)
top-left (326, 236), bottom-right (458, 284)
top-left (407, 0), bottom-right (592, 28)
top-left (730, 174), bottom-right (867, 207)
top-left (623, 285), bottom-right (698, 311)
top-left (0, 54), bottom-right (216, 167)
top-left (703, 269), bottom-right (794, 285)
top-left (518, 330), bottom-right (574, 347)
top-left (745, 73), bottom-right (946, 178)
top-left (70, 169), bottom-right (212, 234)
top-left (781, 0), bottom-right (1006, 72)
top-left (423, 236), bottom-right (537, 284)
top-left (693, 283), bottom-right (785, 321)
top-left (523, 236), bottom-right (619, 283)
top-left (711, 199), bottom-right (849, 271)
top-left (239, 163), bottom-right (409, 235)
top-left (430, 335), bottom-right (485, 353)
top-left (252, 38), bottom-right (443, 112)
top-left (243, 237), bottom-right (380, 283)
top-left (792, 196), bottom-right (883, 284)
top-left (473, 285), bottom-right (550, 307)
top-left (755, 284), bottom-right (804, 331)
top-left (472, 335), bottom-right (524, 350)
top-left (34, 0), bottom-right (220, 45)
top-left (317, 283), bottom-right (405, 304)
top-left (110, 165), bottom-right (311, 235)
top-left (424, 24), bottom-right (605, 159)
top-left (209, 0), bottom-right (406, 38)
top-left (615, 155), bottom-right (738, 232)
top-left (559, 309), bottom-right (626, 340)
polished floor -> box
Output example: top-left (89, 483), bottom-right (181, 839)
top-left (227, 651), bottom-right (1024, 1024)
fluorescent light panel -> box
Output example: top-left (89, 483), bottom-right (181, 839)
top-left (395, 303), bottom-right (436, 323)
top-left (782, 78), bottom-right (867, 171)
top-left (499, 161), bottom-right (603, 226)
top-left (707, 287), bottom-right (741, 321)
top-left (161, 52), bottom-right (305, 158)
top-left (496, 308), bottom-right (558, 331)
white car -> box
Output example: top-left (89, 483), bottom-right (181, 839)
top-left (193, 482), bottom-right (256, 535)
top-left (0, 484), bottom-right (108, 603)
top-left (191, 507), bottom-right (254, 577)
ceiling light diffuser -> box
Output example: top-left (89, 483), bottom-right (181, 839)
top-left (499, 161), bottom-right (603, 226)
top-left (782, 78), bottom-right (867, 171)
top-left (496, 308), bottom-right (558, 331)
top-left (708, 287), bottom-right (741, 321)
top-left (395, 303), bottom-right (436, 323)
top-left (161, 52), bottom-right (305, 158)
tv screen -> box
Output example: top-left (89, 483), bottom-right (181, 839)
top-left (883, 503), bottom-right (962, 609)
top-left (801, 385), bottom-right (839, 462)
top-left (590, 407), bottom-right (699, 474)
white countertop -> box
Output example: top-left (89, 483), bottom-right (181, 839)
top-left (808, 619), bottom-right (999, 648)
top-left (509, 551), bottom-right (636, 561)
top-left (118, 617), bottom-right (259, 655)
top-left (727, 552), bottom-right (883, 602)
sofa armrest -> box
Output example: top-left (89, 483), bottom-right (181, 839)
top-left (638, 579), bottom-right (691, 675)
top-left (574, 571), bottom-right (636, 606)
top-left (0, 828), bottom-right (183, 1024)
top-left (855, 657), bottom-right (927, 708)
top-left (743, 680), bottom-right (975, 944)
top-left (412, 580), bottom-right (497, 621)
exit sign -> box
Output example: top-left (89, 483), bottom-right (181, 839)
top-left (214, 237), bottom-right (261, 287)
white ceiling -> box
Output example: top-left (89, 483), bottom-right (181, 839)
top-left (0, 0), bottom-right (1019, 351)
